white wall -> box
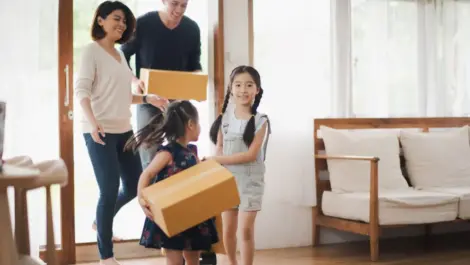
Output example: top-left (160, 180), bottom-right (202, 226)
top-left (223, 0), bottom-right (470, 250)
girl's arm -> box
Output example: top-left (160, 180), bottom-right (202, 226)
top-left (211, 122), bottom-right (268, 165)
top-left (216, 129), bottom-right (223, 156)
top-left (137, 151), bottom-right (172, 197)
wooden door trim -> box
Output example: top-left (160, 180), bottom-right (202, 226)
top-left (214, 0), bottom-right (225, 113)
top-left (56, 0), bottom-right (75, 264)
top-left (40, 0), bottom-right (224, 263)
top-left (248, 0), bottom-right (254, 66)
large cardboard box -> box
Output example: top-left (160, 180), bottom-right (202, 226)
top-left (140, 68), bottom-right (208, 101)
top-left (141, 159), bottom-right (239, 238)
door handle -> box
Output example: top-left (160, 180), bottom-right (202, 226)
top-left (64, 64), bottom-right (70, 107)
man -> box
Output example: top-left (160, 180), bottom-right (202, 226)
top-left (122, 0), bottom-right (202, 170)
top-left (121, 1), bottom-right (217, 264)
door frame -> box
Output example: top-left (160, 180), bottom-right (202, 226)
top-left (39, 0), bottom-right (225, 263)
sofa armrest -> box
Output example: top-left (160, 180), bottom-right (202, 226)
top-left (315, 154), bottom-right (379, 162)
top-left (314, 154), bottom-right (380, 228)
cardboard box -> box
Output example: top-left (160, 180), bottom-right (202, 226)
top-left (141, 159), bottom-right (240, 238)
top-left (140, 68), bottom-right (208, 101)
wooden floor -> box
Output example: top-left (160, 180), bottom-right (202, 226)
top-left (78, 233), bottom-right (470, 265)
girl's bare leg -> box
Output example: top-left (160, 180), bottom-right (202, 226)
top-left (238, 211), bottom-right (257, 265)
top-left (165, 249), bottom-right (184, 265)
top-left (222, 210), bottom-right (239, 265)
top-left (183, 250), bottom-right (201, 265)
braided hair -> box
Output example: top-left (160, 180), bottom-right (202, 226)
top-left (125, 100), bottom-right (199, 152)
top-left (209, 65), bottom-right (264, 147)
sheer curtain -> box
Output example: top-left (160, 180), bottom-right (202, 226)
top-left (439, 0), bottom-right (470, 116)
top-left (0, 0), bottom-right (60, 258)
top-left (351, 0), bottom-right (420, 117)
top-left (253, 0), bottom-right (331, 206)
top-left (348, 0), bottom-right (470, 118)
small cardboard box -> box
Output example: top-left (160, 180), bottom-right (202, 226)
top-left (141, 159), bottom-right (240, 238)
top-left (140, 68), bottom-right (208, 101)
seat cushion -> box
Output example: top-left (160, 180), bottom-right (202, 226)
top-left (321, 189), bottom-right (459, 225)
top-left (425, 187), bottom-right (470, 219)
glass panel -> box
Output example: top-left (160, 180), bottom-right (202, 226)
top-left (0, 0), bottom-right (61, 256)
top-left (351, 0), bottom-right (419, 117)
top-left (73, 0), bottom-right (209, 243)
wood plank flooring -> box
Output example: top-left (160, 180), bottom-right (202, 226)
top-left (78, 233), bottom-right (470, 265)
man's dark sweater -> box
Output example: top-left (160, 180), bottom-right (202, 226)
top-left (121, 11), bottom-right (202, 78)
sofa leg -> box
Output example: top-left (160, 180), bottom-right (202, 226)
top-left (370, 236), bottom-right (379, 261)
top-left (423, 225), bottom-right (432, 250)
top-left (312, 224), bottom-right (320, 247)
top-left (369, 230), bottom-right (379, 262)
top-left (312, 208), bottom-right (320, 247)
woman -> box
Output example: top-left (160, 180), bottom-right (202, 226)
top-left (74, 1), bottom-right (168, 264)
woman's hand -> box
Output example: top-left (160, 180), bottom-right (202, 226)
top-left (133, 78), bottom-right (145, 94)
top-left (91, 123), bottom-right (105, 145)
top-left (146, 94), bottom-right (169, 111)
top-left (138, 196), bottom-right (154, 221)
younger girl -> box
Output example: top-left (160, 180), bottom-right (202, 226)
top-left (125, 100), bottom-right (218, 265)
top-left (207, 66), bottom-right (271, 265)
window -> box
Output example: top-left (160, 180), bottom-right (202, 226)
top-left (441, 0), bottom-right (470, 115)
top-left (351, 0), bottom-right (419, 117)
top-left (73, 0), bottom-right (210, 243)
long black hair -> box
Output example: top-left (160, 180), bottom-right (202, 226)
top-left (209, 65), bottom-right (263, 147)
top-left (125, 100), bottom-right (199, 152)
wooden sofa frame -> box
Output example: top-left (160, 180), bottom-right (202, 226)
top-left (312, 117), bottom-right (470, 261)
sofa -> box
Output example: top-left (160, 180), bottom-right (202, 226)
top-left (312, 118), bottom-right (470, 261)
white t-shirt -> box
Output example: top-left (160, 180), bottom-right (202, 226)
top-left (75, 42), bottom-right (133, 134)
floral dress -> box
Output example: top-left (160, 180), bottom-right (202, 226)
top-left (139, 142), bottom-right (219, 251)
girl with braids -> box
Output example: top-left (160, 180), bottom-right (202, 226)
top-left (126, 100), bottom-right (219, 265)
top-left (206, 65), bottom-right (271, 265)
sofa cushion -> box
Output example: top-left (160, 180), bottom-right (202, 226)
top-left (425, 187), bottom-right (470, 219)
top-left (319, 126), bottom-right (409, 192)
top-left (400, 126), bottom-right (470, 188)
top-left (322, 190), bottom-right (459, 225)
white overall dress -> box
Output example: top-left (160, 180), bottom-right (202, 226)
top-left (221, 108), bottom-right (271, 211)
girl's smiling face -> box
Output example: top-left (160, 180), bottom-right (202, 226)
top-left (231, 72), bottom-right (260, 106)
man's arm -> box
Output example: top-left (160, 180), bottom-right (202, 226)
top-left (188, 24), bottom-right (202, 72)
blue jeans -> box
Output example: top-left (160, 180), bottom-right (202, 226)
top-left (84, 130), bottom-right (142, 259)
top-left (136, 104), bottom-right (161, 169)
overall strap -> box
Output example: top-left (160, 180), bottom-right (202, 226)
top-left (259, 114), bottom-right (271, 161)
